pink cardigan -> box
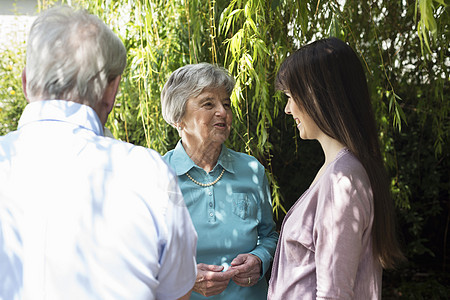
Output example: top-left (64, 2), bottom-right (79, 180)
top-left (268, 149), bottom-right (382, 299)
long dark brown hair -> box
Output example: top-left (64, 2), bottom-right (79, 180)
top-left (276, 37), bottom-right (404, 269)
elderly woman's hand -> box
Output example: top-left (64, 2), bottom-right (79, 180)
top-left (193, 263), bottom-right (239, 297)
top-left (229, 253), bottom-right (262, 287)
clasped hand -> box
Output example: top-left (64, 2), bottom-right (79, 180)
top-left (193, 254), bottom-right (262, 297)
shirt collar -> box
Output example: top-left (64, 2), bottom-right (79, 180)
top-left (170, 140), bottom-right (236, 175)
top-left (18, 100), bottom-right (104, 136)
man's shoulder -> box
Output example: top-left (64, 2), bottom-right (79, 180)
top-left (101, 137), bottom-right (160, 160)
top-left (98, 137), bottom-right (173, 177)
top-left (97, 138), bottom-right (180, 212)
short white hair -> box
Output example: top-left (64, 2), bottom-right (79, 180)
top-left (25, 6), bottom-right (126, 106)
top-left (161, 63), bottom-right (235, 126)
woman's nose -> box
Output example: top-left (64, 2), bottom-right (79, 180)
top-left (215, 104), bottom-right (227, 116)
top-left (284, 101), bottom-right (291, 115)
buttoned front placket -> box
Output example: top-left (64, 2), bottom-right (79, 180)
top-left (206, 168), bottom-right (220, 223)
top-left (207, 185), bottom-right (215, 223)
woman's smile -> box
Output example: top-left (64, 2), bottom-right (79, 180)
top-left (214, 121), bottom-right (227, 128)
top-left (284, 96), bottom-right (321, 140)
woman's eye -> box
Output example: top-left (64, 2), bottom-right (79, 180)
top-left (203, 102), bottom-right (213, 107)
top-left (223, 102), bottom-right (231, 109)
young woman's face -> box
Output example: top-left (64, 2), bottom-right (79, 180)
top-left (284, 93), bottom-right (321, 140)
top-left (180, 86), bottom-right (232, 146)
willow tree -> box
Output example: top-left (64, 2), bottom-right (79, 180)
top-left (63, 0), bottom-right (447, 214)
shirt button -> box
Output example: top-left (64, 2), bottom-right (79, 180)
top-left (209, 202), bottom-right (213, 207)
top-left (208, 192), bottom-right (212, 196)
top-left (209, 212), bottom-right (213, 217)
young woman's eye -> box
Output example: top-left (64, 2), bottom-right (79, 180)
top-left (284, 93), bottom-right (292, 101)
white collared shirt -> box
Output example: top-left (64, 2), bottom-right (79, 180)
top-left (0, 100), bottom-right (197, 300)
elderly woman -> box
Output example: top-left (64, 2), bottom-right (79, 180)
top-left (161, 63), bottom-right (278, 299)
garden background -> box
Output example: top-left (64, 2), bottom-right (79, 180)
top-left (0, 0), bottom-right (448, 298)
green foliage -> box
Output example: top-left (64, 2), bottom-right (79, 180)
top-left (0, 43), bottom-right (27, 135)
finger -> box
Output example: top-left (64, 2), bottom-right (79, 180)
top-left (212, 269), bottom-right (239, 281)
top-left (232, 275), bottom-right (256, 287)
top-left (197, 263), bottom-right (224, 273)
top-left (206, 264), bottom-right (224, 272)
top-left (233, 262), bottom-right (259, 272)
top-left (232, 268), bottom-right (259, 278)
top-left (233, 273), bottom-right (259, 281)
top-left (233, 255), bottom-right (261, 273)
top-left (230, 263), bottom-right (247, 272)
top-left (230, 254), bottom-right (246, 266)
top-left (197, 263), bottom-right (209, 269)
top-left (229, 262), bottom-right (251, 274)
top-left (193, 279), bottom-right (230, 297)
top-left (223, 267), bottom-right (240, 277)
top-left (200, 268), bottom-right (238, 283)
top-left (202, 282), bottom-right (229, 297)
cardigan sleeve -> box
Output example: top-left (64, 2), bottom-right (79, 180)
top-left (314, 169), bottom-right (372, 299)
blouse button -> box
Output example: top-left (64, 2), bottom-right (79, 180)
top-left (209, 202), bottom-right (213, 207)
top-left (209, 212), bottom-right (213, 217)
top-left (208, 192), bottom-right (212, 196)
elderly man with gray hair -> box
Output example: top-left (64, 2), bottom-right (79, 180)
top-left (0, 6), bottom-right (197, 300)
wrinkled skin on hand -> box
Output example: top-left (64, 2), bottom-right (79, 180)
top-left (230, 253), bottom-right (262, 287)
top-left (193, 263), bottom-right (240, 297)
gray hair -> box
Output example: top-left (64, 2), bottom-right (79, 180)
top-left (25, 6), bottom-right (127, 106)
top-left (161, 63), bottom-right (235, 126)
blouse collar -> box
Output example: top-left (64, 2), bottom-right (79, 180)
top-left (169, 140), bottom-right (235, 175)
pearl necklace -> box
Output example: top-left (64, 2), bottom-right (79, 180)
top-left (186, 169), bottom-right (225, 187)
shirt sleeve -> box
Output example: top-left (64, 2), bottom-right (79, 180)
top-left (314, 171), bottom-right (372, 299)
top-left (249, 169), bottom-right (279, 280)
top-left (155, 172), bottom-right (198, 300)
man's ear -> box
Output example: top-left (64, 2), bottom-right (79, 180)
top-left (21, 68), bottom-right (30, 103)
top-left (95, 75), bottom-right (121, 125)
top-left (103, 75), bottom-right (121, 114)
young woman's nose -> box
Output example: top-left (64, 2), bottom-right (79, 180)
top-left (284, 99), bottom-right (292, 115)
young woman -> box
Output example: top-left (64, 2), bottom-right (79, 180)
top-left (268, 37), bottom-right (404, 299)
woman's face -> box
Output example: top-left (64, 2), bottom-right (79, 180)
top-left (284, 93), bottom-right (321, 140)
top-left (180, 86), bottom-right (232, 146)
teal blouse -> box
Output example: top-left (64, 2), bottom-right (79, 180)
top-left (163, 140), bottom-right (279, 300)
